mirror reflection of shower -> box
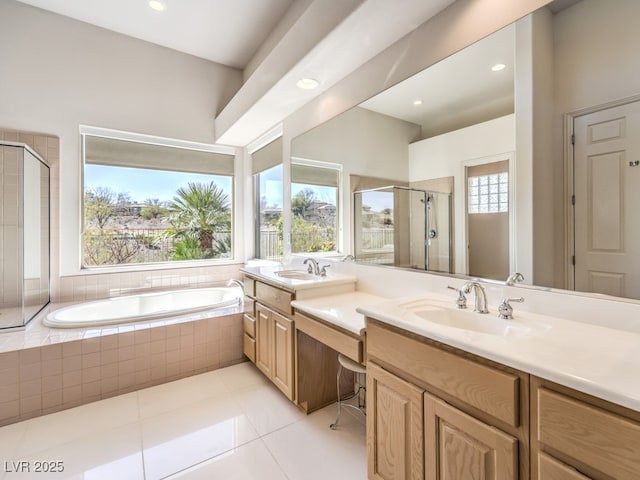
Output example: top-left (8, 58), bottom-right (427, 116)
top-left (353, 186), bottom-right (452, 272)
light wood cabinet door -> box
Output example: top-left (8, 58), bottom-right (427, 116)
top-left (425, 393), bottom-right (518, 480)
top-left (367, 362), bottom-right (424, 480)
top-left (254, 303), bottom-right (295, 401)
top-left (271, 310), bottom-right (294, 400)
top-left (255, 304), bottom-right (273, 378)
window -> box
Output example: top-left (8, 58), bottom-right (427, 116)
top-left (291, 161), bottom-right (340, 254)
top-left (81, 130), bottom-right (235, 267)
top-left (468, 172), bottom-right (508, 214)
top-left (255, 164), bottom-right (283, 261)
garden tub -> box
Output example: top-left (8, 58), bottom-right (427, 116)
top-left (44, 287), bottom-right (243, 328)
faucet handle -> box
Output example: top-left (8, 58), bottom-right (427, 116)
top-left (498, 297), bottom-right (524, 320)
top-left (447, 285), bottom-right (467, 309)
top-left (320, 264), bottom-right (331, 277)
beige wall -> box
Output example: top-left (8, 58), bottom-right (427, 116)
top-left (0, 0), bottom-right (242, 278)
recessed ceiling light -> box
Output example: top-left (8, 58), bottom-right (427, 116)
top-left (296, 78), bottom-right (319, 90)
top-left (413, 100), bottom-right (423, 106)
top-left (491, 63), bottom-right (506, 72)
top-left (148, 0), bottom-right (166, 12)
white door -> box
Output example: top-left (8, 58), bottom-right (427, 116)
top-left (574, 100), bottom-right (640, 299)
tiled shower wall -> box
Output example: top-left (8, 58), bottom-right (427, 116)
top-left (0, 128), bottom-right (245, 304)
top-left (0, 144), bottom-right (21, 310)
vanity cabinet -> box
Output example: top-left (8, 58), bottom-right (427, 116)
top-left (255, 303), bottom-right (295, 400)
top-left (366, 318), bottom-right (528, 480)
top-left (367, 362), bottom-right (424, 480)
top-left (531, 377), bottom-right (640, 480)
top-left (242, 276), bottom-right (295, 401)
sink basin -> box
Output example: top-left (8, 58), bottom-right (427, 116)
top-left (396, 299), bottom-right (547, 339)
top-left (274, 270), bottom-right (317, 280)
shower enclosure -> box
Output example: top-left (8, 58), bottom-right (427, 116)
top-left (0, 142), bottom-right (50, 330)
top-left (353, 186), bottom-right (452, 272)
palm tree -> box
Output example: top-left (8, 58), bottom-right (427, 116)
top-left (168, 182), bottom-right (231, 257)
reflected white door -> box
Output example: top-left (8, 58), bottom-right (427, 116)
top-left (466, 160), bottom-right (509, 281)
top-left (574, 100), bottom-right (640, 299)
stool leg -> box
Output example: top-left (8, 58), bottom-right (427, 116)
top-left (329, 363), bottom-right (343, 430)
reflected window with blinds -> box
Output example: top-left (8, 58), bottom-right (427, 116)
top-left (81, 130), bottom-right (235, 267)
top-left (291, 160), bottom-right (340, 254)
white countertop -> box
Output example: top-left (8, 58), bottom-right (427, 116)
top-left (241, 265), bottom-right (357, 291)
top-left (291, 292), bottom-right (385, 336)
top-left (357, 294), bottom-right (640, 412)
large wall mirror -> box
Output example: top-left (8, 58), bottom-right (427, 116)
top-left (291, 0), bottom-right (640, 302)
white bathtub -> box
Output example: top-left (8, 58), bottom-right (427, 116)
top-left (44, 287), bottom-right (243, 328)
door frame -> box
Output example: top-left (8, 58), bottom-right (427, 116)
top-left (458, 152), bottom-right (516, 276)
top-left (564, 93), bottom-right (640, 291)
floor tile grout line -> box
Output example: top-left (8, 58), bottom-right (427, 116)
top-left (258, 435), bottom-right (294, 480)
top-left (135, 391), bottom-right (148, 480)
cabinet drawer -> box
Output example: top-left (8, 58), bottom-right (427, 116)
top-left (537, 388), bottom-right (640, 479)
top-left (295, 312), bottom-right (363, 363)
top-left (367, 321), bottom-right (520, 427)
top-left (243, 313), bottom-right (256, 338)
top-left (255, 281), bottom-right (294, 314)
top-left (243, 333), bottom-right (256, 363)
top-left (243, 277), bottom-right (256, 297)
top-left (244, 298), bottom-right (255, 318)
top-left (537, 453), bottom-right (592, 480)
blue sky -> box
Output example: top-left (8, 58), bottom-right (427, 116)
top-left (85, 165), bottom-right (232, 203)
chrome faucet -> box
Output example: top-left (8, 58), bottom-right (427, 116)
top-left (461, 281), bottom-right (489, 314)
top-left (226, 279), bottom-right (245, 305)
top-left (498, 297), bottom-right (524, 320)
top-left (226, 278), bottom-right (244, 291)
top-left (447, 285), bottom-right (467, 309)
top-left (505, 272), bottom-right (524, 286)
top-left (303, 257), bottom-right (320, 275)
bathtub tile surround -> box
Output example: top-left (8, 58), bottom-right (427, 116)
top-left (54, 263), bottom-right (244, 304)
top-left (0, 307), bottom-right (244, 427)
top-left (0, 362), bottom-right (366, 480)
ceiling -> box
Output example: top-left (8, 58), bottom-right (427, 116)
top-left (14, 0), bottom-right (294, 69)
top-left (359, 23), bottom-right (515, 138)
top-left (11, 0), bottom-right (490, 146)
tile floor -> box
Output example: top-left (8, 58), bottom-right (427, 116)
top-left (0, 362), bottom-right (367, 479)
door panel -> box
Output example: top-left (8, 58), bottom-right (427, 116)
top-left (271, 311), bottom-right (294, 400)
top-left (574, 101), bottom-right (640, 299)
top-left (425, 393), bottom-right (517, 480)
top-left (367, 362), bottom-right (424, 480)
top-left (255, 305), bottom-right (272, 377)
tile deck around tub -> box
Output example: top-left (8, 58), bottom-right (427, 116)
top-left (0, 303), bottom-right (245, 426)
